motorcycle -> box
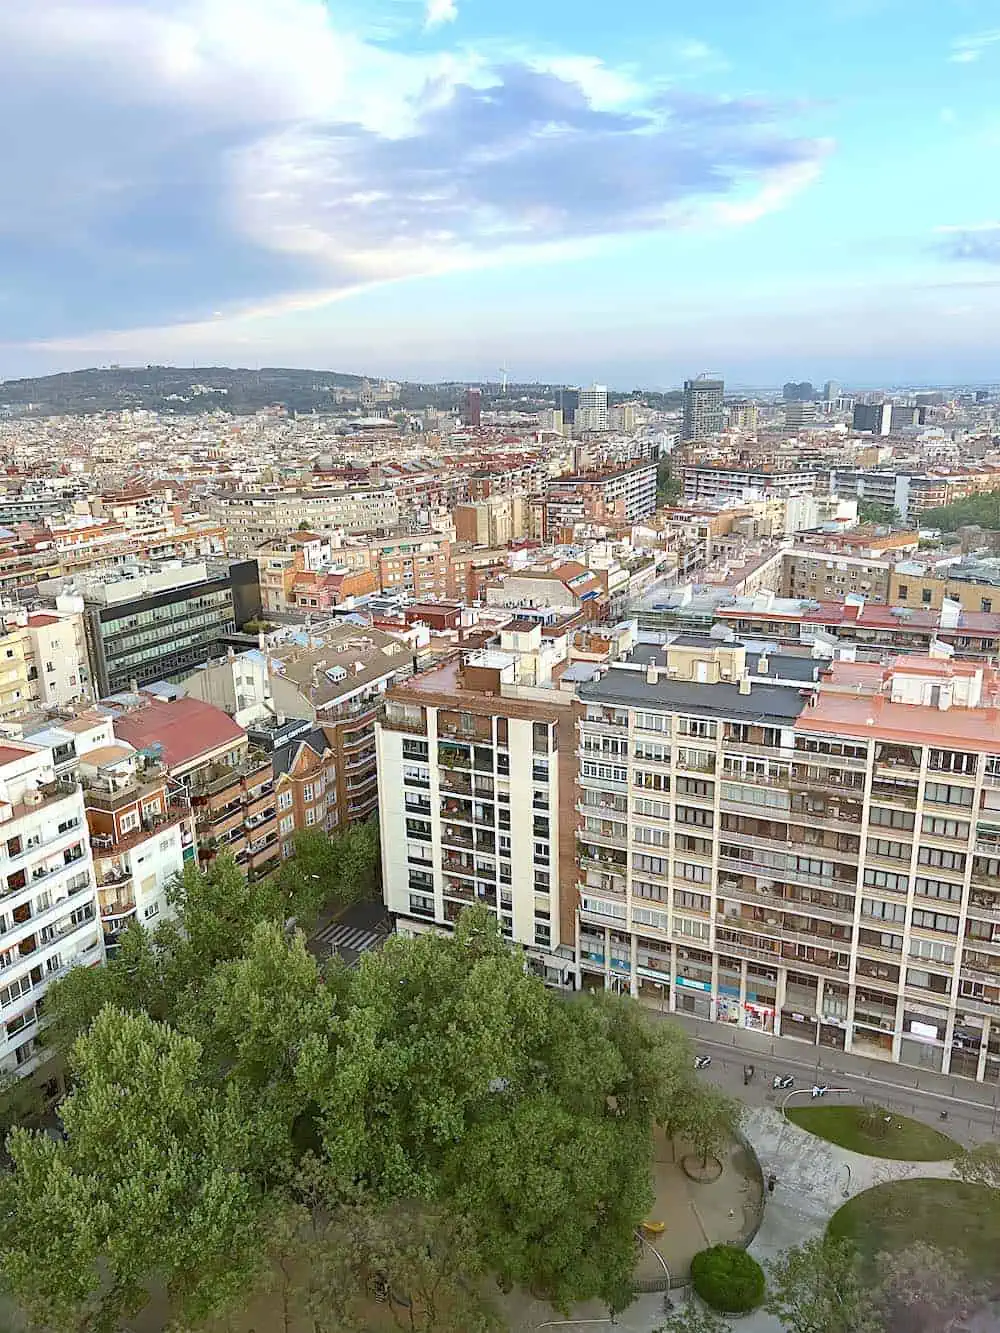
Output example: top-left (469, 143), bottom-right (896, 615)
top-left (694, 1055), bottom-right (712, 1070)
top-left (772, 1074), bottom-right (794, 1090)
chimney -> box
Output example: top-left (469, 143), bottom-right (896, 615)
top-left (646, 665), bottom-right (659, 685)
top-left (758, 654), bottom-right (769, 675)
top-left (739, 673), bottom-right (752, 695)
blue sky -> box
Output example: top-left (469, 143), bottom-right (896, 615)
top-left (1, 0), bottom-right (998, 387)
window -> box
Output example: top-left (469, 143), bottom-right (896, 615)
top-left (677, 717), bottom-right (717, 739)
top-left (928, 749), bottom-right (977, 776)
top-left (676, 861), bottom-right (711, 883)
top-left (915, 876), bottom-right (962, 902)
top-left (921, 815), bottom-right (969, 840)
top-left (917, 846), bottom-right (966, 872)
top-left (144, 902), bottom-right (160, 920)
top-left (634, 824), bottom-right (668, 847)
top-left (633, 852), bottom-right (667, 876)
top-left (675, 889), bottom-right (710, 912)
top-left (302, 783), bottom-right (314, 802)
top-left (922, 589), bottom-right (933, 605)
top-left (635, 711), bottom-right (670, 734)
top-left (676, 776), bottom-right (714, 799)
top-left (909, 938), bottom-right (955, 964)
top-left (862, 898), bottom-right (906, 923)
top-left (634, 770), bottom-right (670, 793)
top-left (983, 599), bottom-right (993, 614)
top-left (120, 811), bottom-right (139, 834)
top-left (0, 974), bottom-right (33, 1008)
top-left (867, 837), bottom-right (909, 861)
top-left (910, 908), bottom-right (958, 934)
top-left (634, 797), bottom-right (668, 820)
top-left (634, 740), bottom-right (669, 763)
top-left (277, 791), bottom-right (293, 812)
top-left (633, 879), bottom-right (667, 902)
top-left (676, 805), bottom-right (713, 828)
top-left (897, 584), bottom-right (908, 600)
top-left (279, 814), bottom-right (294, 835)
top-left (924, 782), bottom-right (973, 809)
top-left (870, 806), bottom-right (915, 831)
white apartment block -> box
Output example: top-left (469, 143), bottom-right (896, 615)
top-left (376, 646), bottom-right (578, 987)
top-left (0, 742), bottom-right (104, 1077)
top-left (209, 488), bottom-right (400, 555)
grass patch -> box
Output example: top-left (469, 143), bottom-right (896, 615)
top-left (828, 1179), bottom-right (1000, 1283)
top-left (785, 1104), bottom-right (959, 1160)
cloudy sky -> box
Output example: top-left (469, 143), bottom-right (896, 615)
top-left (1, 0), bottom-right (999, 386)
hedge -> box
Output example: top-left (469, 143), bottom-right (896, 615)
top-left (690, 1244), bottom-right (765, 1313)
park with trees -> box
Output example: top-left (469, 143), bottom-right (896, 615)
top-left (0, 849), bottom-right (746, 1333)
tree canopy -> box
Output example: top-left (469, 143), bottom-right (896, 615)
top-left (920, 489), bottom-right (1000, 531)
top-left (0, 863), bottom-right (701, 1332)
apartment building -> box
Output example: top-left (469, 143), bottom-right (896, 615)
top-left (37, 561), bottom-right (260, 697)
top-left (376, 625), bottom-right (580, 985)
top-left (716, 593), bottom-right (1000, 660)
top-left (80, 743), bottom-right (195, 953)
top-left (544, 461), bottom-right (657, 532)
top-left (0, 742), bottom-right (103, 1077)
top-left (574, 636), bottom-right (1000, 1082)
top-left (185, 623), bottom-right (408, 829)
top-left (0, 606), bottom-right (91, 720)
top-left (682, 465), bottom-right (821, 506)
top-left (454, 494), bottom-right (528, 547)
top-left (110, 694), bottom-right (279, 878)
top-left (209, 488), bottom-right (400, 554)
top-left (781, 549), bottom-right (892, 603)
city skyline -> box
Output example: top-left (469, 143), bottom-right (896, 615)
top-left (1, 0), bottom-right (999, 383)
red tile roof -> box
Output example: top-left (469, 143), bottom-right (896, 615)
top-left (112, 697), bottom-right (245, 769)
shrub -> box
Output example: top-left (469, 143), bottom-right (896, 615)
top-left (690, 1244), bottom-right (764, 1314)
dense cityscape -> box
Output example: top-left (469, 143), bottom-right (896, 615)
top-left (0, 364), bottom-right (998, 1329)
top-left (3, 0), bottom-right (1000, 1323)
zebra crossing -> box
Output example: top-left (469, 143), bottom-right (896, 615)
top-left (313, 919), bottom-right (386, 960)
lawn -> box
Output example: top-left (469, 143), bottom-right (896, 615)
top-left (785, 1104), bottom-right (959, 1160)
top-left (828, 1179), bottom-right (1000, 1284)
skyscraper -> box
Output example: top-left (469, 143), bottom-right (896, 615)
top-left (558, 387), bottom-right (580, 426)
top-left (682, 376), bottom-right (725, 441)
top-left (463, 387), bottom-right (482, 427)
top-left (824, 380), bottom-right (841, 403)
top-left (576, 383), bottom-right (609, 431)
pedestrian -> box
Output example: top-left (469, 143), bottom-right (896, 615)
top-left (767, 1173), bottom-right (777, 1194)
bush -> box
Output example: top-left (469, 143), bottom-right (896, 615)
top-left (690, 1245), bottom-right (764, 1314)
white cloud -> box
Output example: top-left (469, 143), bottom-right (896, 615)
top-left (949, 28), bottom-right (1000, 63)
top-left (425, 0), bottom-right (457, 29)
top-left (0, 0), bottom-right (827, 349)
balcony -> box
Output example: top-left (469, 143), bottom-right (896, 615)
top-left (791, 767), bottom-right (865, 796)
top-left (441, 824), bottom-right (473, 850)
top-left (83, 769), bottom-right (167, 813)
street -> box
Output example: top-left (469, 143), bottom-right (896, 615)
top-left (664, 1013), bottom-right (1000, 1145)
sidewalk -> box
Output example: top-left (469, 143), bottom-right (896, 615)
top-left (663, 1010), bottom-right (1000, 1119)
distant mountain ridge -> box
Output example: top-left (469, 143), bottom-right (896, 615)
top-left (0, 365), bottom-right (375, 416)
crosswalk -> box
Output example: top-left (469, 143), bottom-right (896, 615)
top-left (313, 920), bottom-right (386, 959)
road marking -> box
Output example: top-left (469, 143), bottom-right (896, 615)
top-left (314, 922), bottom-right (384, 954)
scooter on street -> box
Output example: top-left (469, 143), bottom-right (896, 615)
top-left (694, 1055), bottom-right (712, 1070)
top-left (772, 1074), bottom-right (794, 1090)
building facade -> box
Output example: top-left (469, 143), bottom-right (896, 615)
top-left (0, 741), bottom-right (103, 1077)
top-left (682, 377), bottom-right (725, 442)
top-left (376, 638), bottom-right (579, 986)
top-left (39, 561), bottom-right (259, 698)
top-left (0, 607), bottom-right (91, 721)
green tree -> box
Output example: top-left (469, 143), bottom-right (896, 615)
top-left (678, 1087), bottom-right (740, 1171)
top-left (921, 489), bottom-right (1000, 532)
top-left (0, 1008), bottom-right (267, 1332)
top-left (657, 456), bottom-right (682, 504)
top-left (765, 1236), bottom-right (881, 1333)
top-left (272, 822), bottom-right (381, 934)
top-left (167, 851), bottom-right (284, 974)
top-left (315, 909), bottom-right (678, 1312)
top-left (657, 1298), bottom-right (733, 1333)
top-left (857, 500), bottom-right (901, 526)
top-left (181, 920), bottom-right (340, 1176)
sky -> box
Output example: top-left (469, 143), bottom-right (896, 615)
top-left (1, 0), bottom-right (999, 388)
